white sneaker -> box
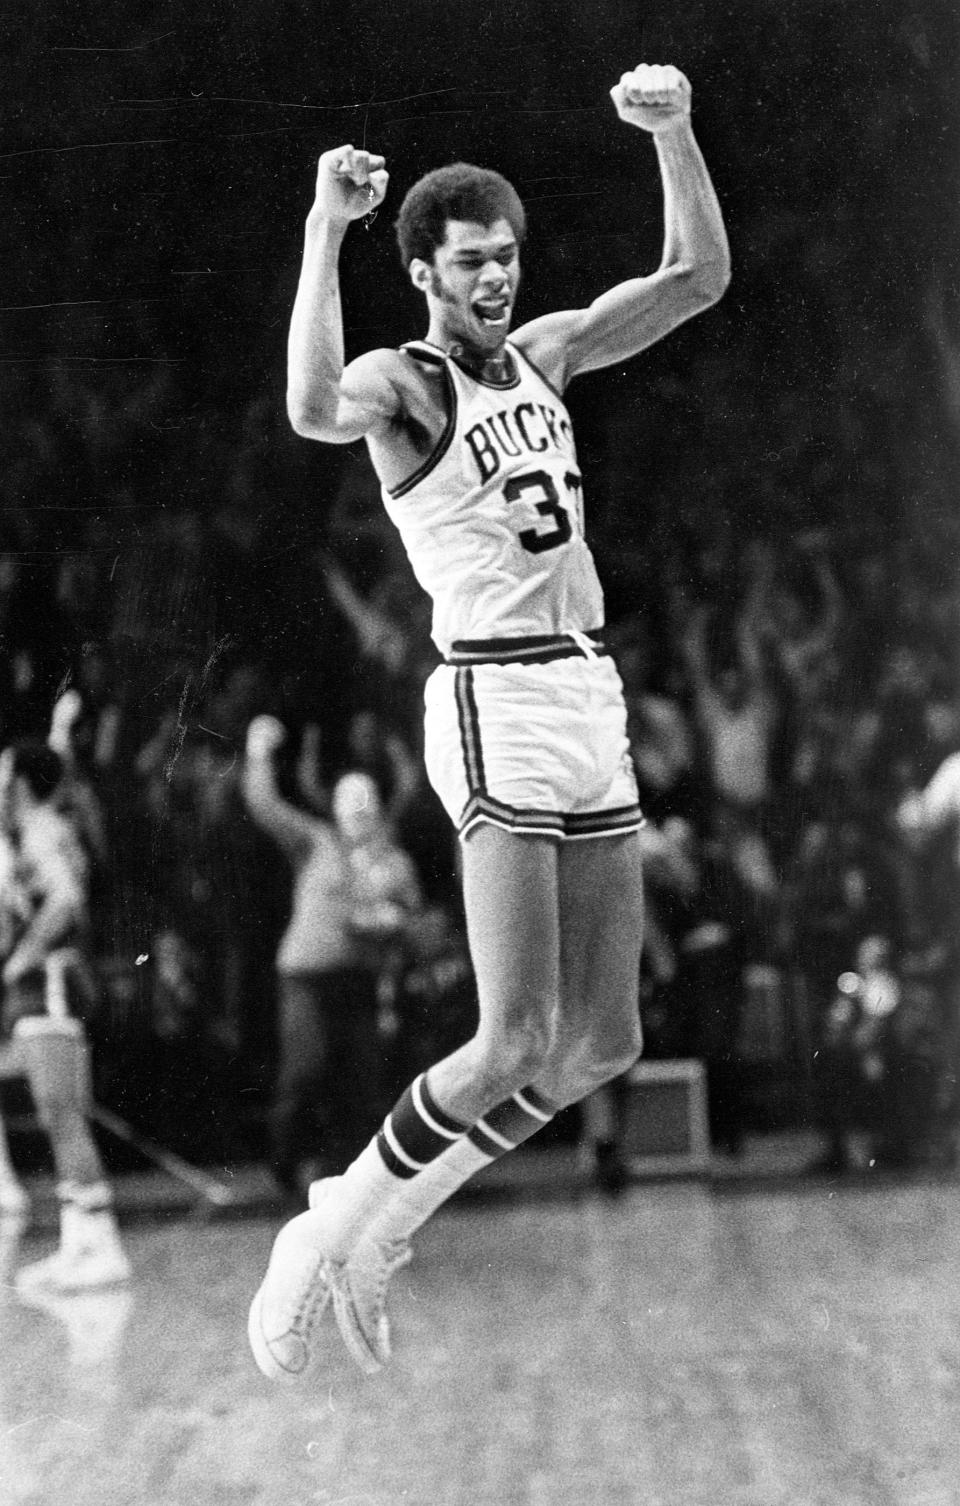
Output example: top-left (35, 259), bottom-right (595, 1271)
top-left (15, 1240), bottom-right (131, 1295)
top-left (247, 1204), bottom-right (343, 1382)
top-left (308, 1178), bottom-right (412, 1374)
top-left (16, 1285), bottom-right (134, 1366)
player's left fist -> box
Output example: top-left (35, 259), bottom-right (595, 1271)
top-left (610, 64), bottom-right (692, 134)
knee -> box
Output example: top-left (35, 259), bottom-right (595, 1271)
top-left (470, 1015), bottom-right (556, 1098)
top-left (549, 1018), bottom-right (643, 1105)
top-left (604, 1014), bottom-right (644, 1080)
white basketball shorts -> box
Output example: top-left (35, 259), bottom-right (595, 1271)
top-left (423, 647), bottom-right (643, 841)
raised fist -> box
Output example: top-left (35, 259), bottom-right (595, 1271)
top-left (48, 688), bottom-right (84, 756)
top-left (314, 145), bottom-right (389, 223)
top-left (246, 715), bottom-right (287, 760)
top-left (610, 64), bottom-right (692, 135)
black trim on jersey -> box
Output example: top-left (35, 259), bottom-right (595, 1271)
top-left (402, 338), bottom-right (522, 392)
top-left (447, 345), bottom-right (521, 391)
top-left (454, 667), bottom-right (486, 796)
top-left (446, 629), bottom-right (606, 666)
top-left (388, 343), bottom-right (459, 499)
top-left (458, 791), bottom-right (645, 841)
top-left (511, 342), bottom-right (568, 404)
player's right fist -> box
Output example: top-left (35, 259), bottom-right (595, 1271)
top-left (246, 715), bottom-right (286, 760)
top-left (314, 145), bottom-right (389, 223)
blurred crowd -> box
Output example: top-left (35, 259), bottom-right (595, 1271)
top-left (1, 363), bottom-right (959, 1190)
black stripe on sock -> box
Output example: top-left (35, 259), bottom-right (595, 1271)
top-left (483, 1093), bottom-right (553, 1147)
top-left (375, 1128), bottom-right (420, 1180)
top-left (386, 1076), bottom-right (468, 1169)
top-left (467, 1121), bottom-right (507, 1160)
top-left (419, 1073), bottom-right (469, 1136)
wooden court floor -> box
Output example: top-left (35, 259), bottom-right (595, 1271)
top-left (1, 1175), bottom-right (958, 1506)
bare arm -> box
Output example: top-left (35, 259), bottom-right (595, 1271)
top-left (286, 146), bottom-right (401, 444)
top-left (241, 717), bottom-right (322, 863)
top-left (320, 553), bottom-right (407, 671)
top-left (515, 65), bottom-right (730, 387)
top-left (736, 550), bottom-right (776, 696)
top-left (898, 752), bottom-right (960, 838)
top-left (795, 551), bottom-right (843, 667)
top-left (679, 602), bottom-right (721, 717)
top-left (294, 724), bottom-right (329, 816)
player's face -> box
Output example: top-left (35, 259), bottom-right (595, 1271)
top-left (419, 218), bottom-right (521, 353)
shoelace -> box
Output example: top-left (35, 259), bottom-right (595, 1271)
top-left (288, 1250), bottom-right (341, 1335)
top-left (366, 1240), bottom-right (412, 1317)
top-left (380, 1239), bottom-right (411, 1269)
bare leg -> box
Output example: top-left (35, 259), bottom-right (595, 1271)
top-left (535, 832), bottom-right (644, 1108)
top-left (24, 1058), bottom-right (105, 1189)
top-left (426, 825), bottom-right (561, 1120)
top-left (0, 1102), bottom-right (28, 1213)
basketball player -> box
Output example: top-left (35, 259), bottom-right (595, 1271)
top-left (249, 63), bottom-right (729, 1378)
top-left (0, 742), bottom-right (130, 1292)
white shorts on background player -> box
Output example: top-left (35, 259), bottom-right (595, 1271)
top-left (424, 650), bottom-right (643, 841)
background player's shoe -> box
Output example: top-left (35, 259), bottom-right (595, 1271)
top-left (309, 1177), bottom-right (412, 1372)
top-left (16, 1284), bottom-right (134, 1366)
top-left (247, 1191), bottom-right (344, 1381)
top-left (15, 1239), bottom-right (131, 1294)
top-left (16, 1189), bottom-right (131, 1294)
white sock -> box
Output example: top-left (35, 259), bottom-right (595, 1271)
top-left (58, 1180), bottom-right (121, 1252)
top-left (318, 1074), bottom-right (470, 1260)
top-left (361, 1084), bottom-right (557, 1247)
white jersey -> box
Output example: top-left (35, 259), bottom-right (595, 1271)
top-left (381, 340), bottom-right (605, 657)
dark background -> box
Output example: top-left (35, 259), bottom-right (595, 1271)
top-left (4, 0), bottom-right (959, 637)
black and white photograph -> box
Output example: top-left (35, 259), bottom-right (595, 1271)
top-left (1, 3), bottom-right (959, 1503)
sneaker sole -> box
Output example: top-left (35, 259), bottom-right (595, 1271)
top-left (247, 1284), bottom-right (321, 1382)
top-left (305, 1179), bottom-right (387, 1375)
top-left (331, 1277), bottom-right (384, 1376)
top-left (15, 1264), bottom-right (132, 1295)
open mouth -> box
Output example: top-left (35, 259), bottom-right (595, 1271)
top-left (472, 298), bottom-right (510, 327)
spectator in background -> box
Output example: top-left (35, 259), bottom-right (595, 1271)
top-left (673, 821), bottom-right (759, 1156)
top-left (0, 822), bottom-right (29, 1216)
top-left (754, 534), bottom-right (842, 708)
top-left (332, 768), bottom-right (424, 1003)
top-left (753, 535), bottom-right (843, 844)
top-left (47, 689), bottom-right (109, 886)
top-left (897, 752), bottom-right (960, 1160)
top-left (1, 741), bottom-right (130, 1292)
top-left (679, 579), bottom-right (780, 911)
top-left (811, 934), bottom-right (902, 1172)
top-left (611, 615), bottom-right (700, 828)
top-left (778, 814), bottom-right (906, 1018)
top-left (344, 709), bottom-right (421, 832)
top-left (387, 905), bottom-right (477, 1101)
top-left (855, 643), bottom-right (942, 818)
top-left (242, 716), bottom-right (386, 1200)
